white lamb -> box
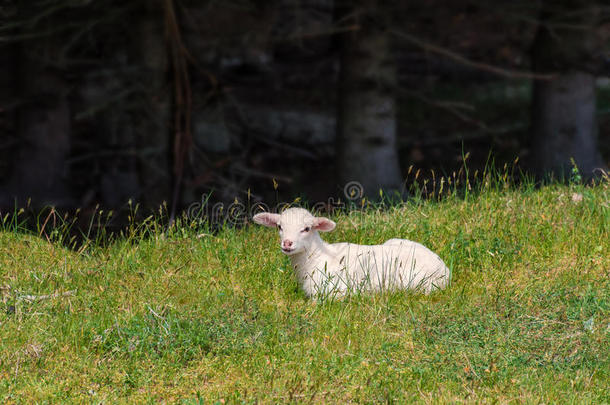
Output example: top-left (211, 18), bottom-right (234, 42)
top-left (253, 207), bottom-right (450, 298)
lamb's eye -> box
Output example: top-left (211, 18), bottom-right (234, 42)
top-left (277, 224), bottom-right (282, 231)
top-left (302, 227), bottom-right (311, 233)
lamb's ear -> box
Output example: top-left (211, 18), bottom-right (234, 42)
top-left (313, 217), bottom-right (336, 232)
top-left (252, 212), bottom-right (280, 228)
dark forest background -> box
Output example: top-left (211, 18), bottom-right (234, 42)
top-left (0, 0), bottom-right (608, 219)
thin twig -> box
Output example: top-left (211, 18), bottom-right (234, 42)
top-left (399, 88), bottom-right (495, 132)
top-left (164, 0), bottom-right (193, 225)
top-left (18, 290), bottom-right (76, 302)
top-left (38, 208), bottom-right (57, 241)
top-left (391, 29), bottom-right (558, 81)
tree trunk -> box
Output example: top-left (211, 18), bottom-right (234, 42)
top-left (336, 2), bottom-right (402, 198)
top-left (6, 37), bottom-right (72, 207)
top-left (530, 1), bottom-right (605, 178)
top-left (134, 2), bottom-right (171, 208)
top-left (0, 41), bottom-right (18, 187)
top-left (531, 73), bottom-right (603, 177)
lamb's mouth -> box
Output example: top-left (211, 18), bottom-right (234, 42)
top-left (281, 247), bottom-right (296, 254)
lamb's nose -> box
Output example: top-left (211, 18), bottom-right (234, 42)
top-left (282, 240), bottom-right (293, 248)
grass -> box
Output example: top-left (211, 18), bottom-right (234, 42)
top-left (0, 173), bottom-right (608, 403)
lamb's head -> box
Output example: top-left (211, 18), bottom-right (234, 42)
top-left (253, 207), bottom-right (336, 255)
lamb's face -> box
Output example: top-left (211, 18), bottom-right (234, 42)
top-left (276, 209), bottom-right (317, 255)
top-left (253, 208), bottom-right (336, 256)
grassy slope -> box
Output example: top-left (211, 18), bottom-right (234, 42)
top-left (0, 182), bottom-right (608, 403)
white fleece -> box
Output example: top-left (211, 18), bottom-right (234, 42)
top-left (253, 208), bottom-right (450, 298)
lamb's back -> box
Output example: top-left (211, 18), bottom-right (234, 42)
top-left (327, 239), bottom-right (450, 293)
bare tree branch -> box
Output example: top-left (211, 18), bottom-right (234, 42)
top-left (391, 29), bottom-right (558, 81)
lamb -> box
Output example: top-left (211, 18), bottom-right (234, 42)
top-left (253, 207), bottom-right (450, 298)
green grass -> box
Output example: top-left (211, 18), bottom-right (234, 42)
top-left (0, 177), bottom-right (608, 403)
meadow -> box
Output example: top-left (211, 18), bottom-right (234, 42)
top-left (0, 171), bottom-right (608, 403)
